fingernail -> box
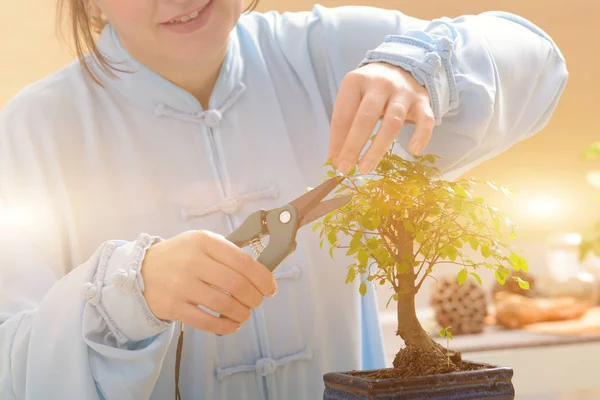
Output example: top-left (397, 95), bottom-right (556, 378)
top-left (359, 160), bottom-right (374, 174)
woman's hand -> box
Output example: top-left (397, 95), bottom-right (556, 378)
top-left (141, 230), bottom-right (278, 335)
top-left (328, 62), bottom-right (435, 175)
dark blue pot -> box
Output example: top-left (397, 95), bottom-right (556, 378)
top-left (323, 361), bottom-right (515, 400)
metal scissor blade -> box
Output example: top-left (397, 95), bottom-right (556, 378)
top-left (289, 175), bottom-right (346, 218)
top-left (298, 194), bottom-right (352, 228)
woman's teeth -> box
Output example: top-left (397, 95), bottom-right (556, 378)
top-left (169, 10), bottom-right (200, 24)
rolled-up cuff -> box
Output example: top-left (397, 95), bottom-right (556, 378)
top-left (359, 33), bottom-right (457, 125)
top-left (81, 233), bottom-right (171, 344)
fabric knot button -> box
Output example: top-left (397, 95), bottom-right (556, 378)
top-left (436, 37), bottom-right (453, 51)
top-left (81, 282), bottom-right (101, 305)
top-left (425, 52), bottom-right (442, 68)
top-left (203, 109), bottom-right (222, 128)
top-left (435, 37), bottom-right (454, 59)
top-left (113, 268), bottom-right (138, 293)
top-left (221, 197), bottom-right (241, 214)
top-left (255, 358), bottom-right (277, 376)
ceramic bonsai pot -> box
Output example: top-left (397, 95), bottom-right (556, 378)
top-left (323, 361), bottom-right (515, 400)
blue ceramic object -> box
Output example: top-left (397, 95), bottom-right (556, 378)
top-left (323, 361), bottom-right (515, 400)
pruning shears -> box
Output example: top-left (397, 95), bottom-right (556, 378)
top-left (226, 175), bottom-right (352, 271)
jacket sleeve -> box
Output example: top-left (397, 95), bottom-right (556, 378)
top-left (0, 99), bottom-right (175, 399)
top-left (272, 5), bottom-right (568, 178)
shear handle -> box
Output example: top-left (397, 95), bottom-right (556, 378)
top-left (226, 210), bottom-right (267, 248)
top-left (256, 204), bottom-right (301, 271)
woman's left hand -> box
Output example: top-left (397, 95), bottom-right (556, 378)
top-left (328, 62), bottom-right (435, 175)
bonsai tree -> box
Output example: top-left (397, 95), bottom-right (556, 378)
top-left (315, 143), bottom-right (529, 378)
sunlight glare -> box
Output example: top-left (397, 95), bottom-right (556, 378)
top-left (525, 195), bottom-right (560, 219)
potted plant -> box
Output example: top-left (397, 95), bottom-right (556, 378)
top-left (315, 143), bottom-right (529, 400)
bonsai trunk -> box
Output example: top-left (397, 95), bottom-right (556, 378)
top-left (396, 287), bottom-right (437, 349)
top-left (390, 235), bottom-right (461, 375)
top-left (395, 258), bottom-right (438, 351)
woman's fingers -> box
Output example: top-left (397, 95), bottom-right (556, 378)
top-left (359, 96), bottom-right (408, 173)
top-left (327, 63), bottom-right (435, 175)
top-left (407, 100), bottom-right (435, 155)
top-left (197, 231), bottom-right (277, 297)
top-left (329, 74), bottom-right (363, 165)
top-left (335, 92), bottom-right (388, 174)
top-left (194, 255), bottom-right (264, 309)
top-left (182, 278), bottom-right (253, 324)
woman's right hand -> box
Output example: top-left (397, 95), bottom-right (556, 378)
top-left (140, 230), bottom-right (278, 335)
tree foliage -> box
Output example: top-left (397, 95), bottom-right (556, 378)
top-left (315, 145), bottom-right (529, 307)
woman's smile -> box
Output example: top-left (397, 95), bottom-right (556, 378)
top-left (160, 0), bottom-right (216, 34)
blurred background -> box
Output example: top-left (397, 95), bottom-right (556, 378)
top-left (2, 1), bottom-right (599, 399)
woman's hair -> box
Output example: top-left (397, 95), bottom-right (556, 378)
top-left (55, 0), bottom-right (261, 85)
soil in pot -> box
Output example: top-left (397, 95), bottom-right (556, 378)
top-left (323, 346), bottom-right (515, 400)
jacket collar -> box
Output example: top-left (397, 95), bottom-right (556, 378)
top-left (93, 24), bottom-right (246, 118)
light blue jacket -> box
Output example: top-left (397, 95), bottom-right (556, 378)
top-left (0, 5), bottom-right (567, 400)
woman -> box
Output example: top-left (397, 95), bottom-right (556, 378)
top-left (0, 0), bottom-right (567, 399)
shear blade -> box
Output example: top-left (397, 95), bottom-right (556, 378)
top-left (289, 176), bottom-right (346, 218)
top-left (298, 194), bottom-right (352, 228)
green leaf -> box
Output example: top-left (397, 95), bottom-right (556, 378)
top-left (402, 220), bottom-right (415, 233)
top-left (469, 237), bottom-right (478, 251)
top-left (396, 262), bottom-right (408, 274)
top-left (481, 242), bottom-right (491, 258)
top-left (359, 281), bottom-right (367, 296)
top-left (509, 253), bottom-right (529, 272)
top-left (345, 267), bottom-right (356, 283)
top-left (493, 217), bottom-right (501, 231)
top-left (451, 239), bottom-right (463, 248)
top-left (447, 245), bottom-right (457, 262)
top-left (415, 231), bottom-right (425, 243)
top-left (366, 238), bottom-right (379, 249)
top-left (457, 269), bottom-right (468, 285)
top-left (454, 184), bottom-right (469, 198)
top-left (583, 142), bottom-right (600, 160)
top-left (439, 329), bottom-right (446, 338)
top-left (327, 230), bottom-right (337, 246)
top-left (447, 331), bottom-right (453, 340)
top-left (494, 269), bottom-right (507, 285)
top-left (359, 215), bottom-right (375, 230)
top-left (410, 185), bottom-right (421, 196)
top-left (372, 214), bottom-right (381, 229)
top-left (424, 154), bottom-right (436, 164)
top-left (350, 231), bottom-right (363, 250)
top-left (379, 159), bottom-right (393, 172)
top-left (358, 249), bottom-right (369, 266)
top-left (312, 221), bottom-right (322, 232)
top-left (516, 277), bottom-right (530, 290)
top-left (469, 272), bottom-right (482, 285)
